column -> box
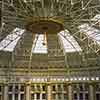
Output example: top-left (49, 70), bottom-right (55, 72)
top-left (89, 83), bottom-right (95, 100)
top-left (34, 84), bottom-right (37, 100)
top-left (4, 83), bottom-right (8, 100)
top-left (34, 93), bottom-right (37, 100)
top-left (61, 84), bottom-right (64, 100)
top-left (18, 85), bottom-right (21, 100)
top-left (40, 85), bottom-right (42, 100)
top-left (18, 94), bottom-right (21, 100)
top-left (40, 93), bottom-right (42, 100)
top-left (47, 83), bottom-right (52, 100)
top-left (67, 83), bottom-right (73, 100)
top-left (12, 84), bottom-right (15, 100)
top-left (26, 83), bottom-right (30, 100)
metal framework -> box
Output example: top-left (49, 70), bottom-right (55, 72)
top-left (0, 0), bottom-right (100, 100)
top-left (0, 0), bottom-right (100, 95)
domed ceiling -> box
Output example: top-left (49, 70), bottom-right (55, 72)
top-left (1, 0), bottom-right (100, 51)
top-left (0, 0), bottom-right (100, 78)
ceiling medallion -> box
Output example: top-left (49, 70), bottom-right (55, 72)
top-left (26, 17), bottom-right (64, 34)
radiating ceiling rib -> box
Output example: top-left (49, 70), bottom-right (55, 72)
top-left (0, 1), bottom-right (2, 28)
top-left (3, 9), bottom-right (28, 18)
top-left (71, 4), bottom-right (100, 15)
top-left (0, 0), bottom-right (3, 29)
top-left (58, 30), bottom-right (82, 53)
top-left (82, 0), bottom-right (93, 10)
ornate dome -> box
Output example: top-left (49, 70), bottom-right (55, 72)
top-left (0, 0), bottom-right (100, 81)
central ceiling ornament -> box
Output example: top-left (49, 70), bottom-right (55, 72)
top-left (26, 17), bottom-right (64, 34)
top-left (25, 17), bottom-right (64, 46)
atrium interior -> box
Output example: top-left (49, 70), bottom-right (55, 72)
top-left (0, 0), bottom-right (100, 100)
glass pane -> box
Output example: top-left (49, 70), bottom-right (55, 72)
top-left (79, 84), bottom-right (83, 91)
top-left (31, 94), bottom-right (34, 100)
top-left (79, 93), bottom-right (83, 100)
top-left (36, 93), bottom-right (40, 99)
top-left (73, 84), bottom-right (77, 91)
top-left (52, 85), bottom-right (56, 91)
top-left (96, 94), bottom-right (100, 100)
top-left (0, 86), bottom-right (1, 92)
top-left (85, 93), bottom-right (88, 100)
top-left (78, 24), bottom-right (100, 45)
top-left (15, 94), bottom-right (18, 100)
top-left (37, 85), bottom-right (40, 91)
top-left (84, 84), bottom-right (88, 91)
top-left (20, 85), bottom-right (25, 91)
top-left (96, 84), bottom-right (100, 91)
top-left (42, 85), bottom-right (46, 91)
top-left (0, 28), bottom-right (24, 52)
top-left (21, 94), bottom-right (24, 100)
top-left (32, 34), bottom-right (48, 54)
top-left (52, 94), bottom-right (56, 99)
top-left (58, 93), bottom-right (62, 99)
top-left (8, 94), bottom-right (12, 100)
top-left (64, 94), bottom-right (67, 99)
top-left (8, 85), bottom-right (13, 92)
top-left (63, 84), bottom-right (67, 91)
top-left (15, 85), bottom-right (18, 92)
top-left (42, 94), bottom-right (46, 99)
top-left (58, 84), bottom-right (62, 91)
top-left (58, 30), bottom-right (82, 53)
top-left (74, 93), bottom-right (77, 99)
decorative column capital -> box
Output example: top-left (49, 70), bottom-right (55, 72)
top-left (67, 82), bottom-right (73, 86)
top-left (47, 82), bottom-right (51, 86)
top-left (25, 81), bottom-right (31, 86)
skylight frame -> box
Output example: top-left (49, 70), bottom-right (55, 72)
top-left (58, 30), bottom-right (82, 53)
top-left (78, 23), bottom-right (100, 45)
top-left (32, 34), bottom-right (48, 54)
top-left (0, 27), bottom-right (25, 52)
